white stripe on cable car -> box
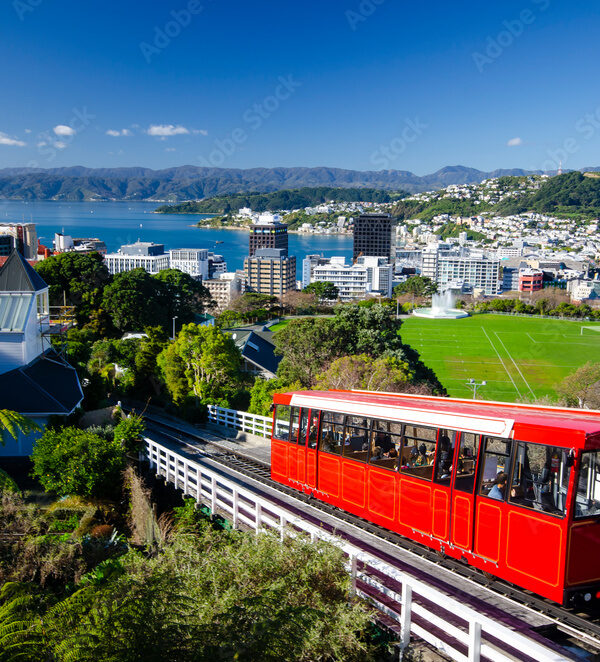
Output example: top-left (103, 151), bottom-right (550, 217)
top-left (289, 394), bottom-right (514, 438)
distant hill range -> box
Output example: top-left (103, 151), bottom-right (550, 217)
top-left (0, 164), bottom-right (582, 201)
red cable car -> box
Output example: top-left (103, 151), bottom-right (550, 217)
top-left (270, 389), bottom-right (600, 606)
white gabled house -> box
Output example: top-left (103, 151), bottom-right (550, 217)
top-left (0, 251), bottom-right (83, 456)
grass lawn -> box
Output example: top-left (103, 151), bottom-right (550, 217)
top-left (267, 320), bottom-right (289, 332)
top-left (401, 314), bottom-right (600, 401)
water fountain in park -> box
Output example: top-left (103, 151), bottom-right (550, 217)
top-left (412, 289), bottom-right (469, 319)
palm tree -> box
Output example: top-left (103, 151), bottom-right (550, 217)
top-left (0, 410), bottom-right (40, 446)
top-left (0, 410), bottom-right (40, 494)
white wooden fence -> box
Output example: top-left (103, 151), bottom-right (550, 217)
top-left (207, 404), bottom-right (272, 439)
top-left (145, 436), bottom-right (571, 662)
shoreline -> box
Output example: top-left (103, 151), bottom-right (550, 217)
top-left (192, 222), bottom-right (351, 236)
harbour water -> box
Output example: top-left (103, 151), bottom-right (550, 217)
top-left (0, 200), bottom-right (353, 279)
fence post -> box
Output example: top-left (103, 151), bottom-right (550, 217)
top-left (232, 489), bottom-right (239, 529)
top-left (211, 476), bottom-right (217, 515)
top-left (255, 502), bottom-right (262, 532)
top-left (468, 621), bottom-right (481, 662)
top-left (400, 583), bottom-right (412, 652)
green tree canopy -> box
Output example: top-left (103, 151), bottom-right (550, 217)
top-left (393, 276), bottom-right (438, 299)
top-left (102, 268), bottom-right (170, 332)
top-left (303, 281), bottom-right (339, 301)
top-left (31, 427), bottom-right (126, 499)
top-left (316, 354), bottom-right (415, 392)
top-left (247, 377), bottom-right (303, 417)
top-left (34, 251), bottom-right (111, 325)
top-left (231, 292), bottom-right (279, 314)
top-left (157, 323), bottom-right (242, 405)
top-left (153, 268), bottom-right (211, 323)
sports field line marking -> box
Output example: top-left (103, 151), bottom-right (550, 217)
top-left (526, 333), bottom-right (538, 344)
top-left (481, 327), bottom-right (522, 398)
top-left (494, 331), bottom-right (536, 399)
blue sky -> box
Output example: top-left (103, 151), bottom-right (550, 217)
top-left (1, 0), bottom-right (599, 174)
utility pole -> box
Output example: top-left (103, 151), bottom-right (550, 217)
top-left (172, 316), bottom-right (178, 341)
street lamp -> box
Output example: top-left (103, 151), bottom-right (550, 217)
top-left (466, 378), bottom-right (486, 400)
top-left (172, 316), bottom-right (178, 341)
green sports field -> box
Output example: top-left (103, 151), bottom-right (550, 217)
top-left (401, 314), bottom-right (600, 402)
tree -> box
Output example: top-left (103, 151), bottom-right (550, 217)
top-left (556, 362), bottom-right (600, 408)
top-left (35, 252), bottom-right (111, 326)
top-left (247, 377), bottom-right (303, 417)
top-left (113, 414), bottom-right (145, 455)
top-left (0, 410), bottom-right (40, 445)
top-left (393, 276), bottom-right (437, 302)
top-left (157, 324), bottom-right (242, 405)
top-left (134, 327), bottom-right (169, 395)
top-left (304, 281), bottom-right (339, 301)
top-left (102, 269), bottom-right (170, 332)
top-left (274, 317), bottom-right (339, 386)
top-left (316, 354), bottom-right (414, 392)
top-left (31, 427), bottom-right (126, 499)
top-left (153, 269), bottom-right (211, 323)
top-left (231, 292), bottom-right (279, 315)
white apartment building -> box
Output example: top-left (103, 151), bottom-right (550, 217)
top-left (104, 241), bottom-right (170, 275)
top-left (169, 248), bottom-right (209, 280)
top-left (204, 272), bottom-right (243, 311)
top-left (311, 256), bottom-right (393, 301)
top-left (422, 246), bottom-right (500, 295)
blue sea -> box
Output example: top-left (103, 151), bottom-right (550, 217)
top-left (0, 200), bottom-right (353, 279)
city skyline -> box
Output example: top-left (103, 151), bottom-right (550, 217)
top-left (1, 1), bottom-right (600, 174)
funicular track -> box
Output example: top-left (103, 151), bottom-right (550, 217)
top-left (140, 413), bottom-right (600, 655)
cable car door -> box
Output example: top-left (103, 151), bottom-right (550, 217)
top-left (450, 433), bottom-right (481, 552)
top-left (431, 429), bottom-right (457, 543)
top-left (304, 409), bottom-right (319, 491)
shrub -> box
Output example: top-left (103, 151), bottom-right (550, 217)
top-left (31, 427), bottom-right (126, 499)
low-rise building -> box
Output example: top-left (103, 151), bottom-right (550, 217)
top-left (518, 268), bottom-right (544, 293)
top-left (169, 248), bottom-right (209, 280)
top-left (311, 256), bottom-right (393, 301)
top-left (104, 241), bottom-right (169, 275)
top-left (204, 272), bottom-right (243, 311)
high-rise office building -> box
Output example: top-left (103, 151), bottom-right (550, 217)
top-left (244, 248), bottom-right (296, 297)
top-left (0, 223), bottom-right (37, 260)
top-left (249, 213), bottom-right (288, 257)
top-left (352, 213), bottom-right (393, 261)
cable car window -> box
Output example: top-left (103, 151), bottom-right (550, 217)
top-left (575, 450), bottom-right (600, 519)
top-left (289, 407), bottom-right (301, 444)
top-left (307, 411), bottom-right (320, 450)
top-left (297, 408), bottom-right (310, 447)
top-left (509, 442), bottom-right (571, 517)
top-left (434, 429), bottom-right (457, 483)
top-left (453, 433), bottom-right (480, 493)
top-left (343, 416), bottom-right (371, 463)
top-left (273, 405), bottom-right (291, 441)
top-left (400, 425), bottom-right (437, 481)
top-left (319, 411), bottom-right (345, 456)
top-left (369, 420), bottom-right (402, 470)
top-left (478, 437), bottom-right (511, 500)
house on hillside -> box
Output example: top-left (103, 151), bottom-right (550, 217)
top-left (0, 251), bottom-right (83, 456)
top-left (226, 326), bottom-right (281, 379)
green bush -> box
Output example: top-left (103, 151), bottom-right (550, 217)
top-left (31, 427), bottom-right (126, 499)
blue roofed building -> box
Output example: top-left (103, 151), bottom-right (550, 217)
top-left (0, 251), bottom-right (83, 456)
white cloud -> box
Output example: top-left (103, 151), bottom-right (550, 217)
top-left (54, 141), bottom-right (67, 150)
top-left (106, 128), bottom-right (132, 137)
top-left (53, 124), bottom-right (75, 136)
top-left (0, 132), bottom-right (26, 147)
top-left (37, 141), bottom-right (47, 148)
top-left (24, 129), bottom-right (32, 134)
top-left (507, 137), bottom-right (523, 147)
top-left (165, 147), bottom-right (176, 152)
top-left (192, 129), bottom-right (208, 136)
top-left (147, 124), bottom-right (189, 137)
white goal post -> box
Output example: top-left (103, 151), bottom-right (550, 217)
top-left (580, 326), bottom-right (600, 335)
